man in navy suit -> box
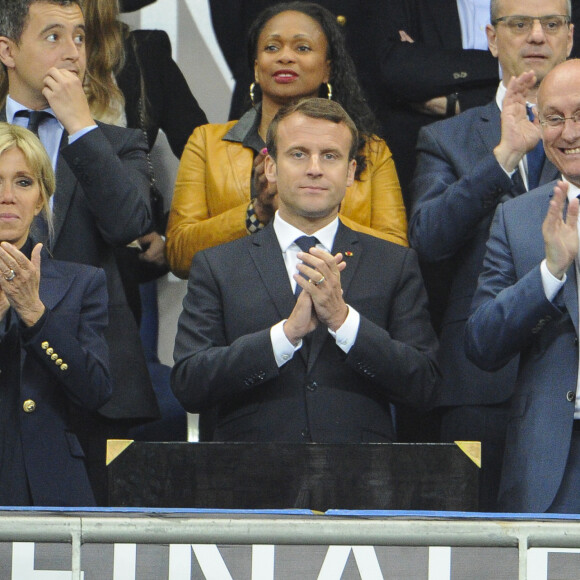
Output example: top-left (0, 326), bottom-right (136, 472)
top-left (408, 0), bottom-right (573, 510)
top-left (466, 59), bottom-right (580, 513)
top-left (172, 98), bottom-right (438, 443)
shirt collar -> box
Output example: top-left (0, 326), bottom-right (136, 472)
top-left (562, 176), bottom-right (580, 203)
top-left (273, 211), bottom-right (339, 253)
top-left (6, 95), bottom-right (61, 128)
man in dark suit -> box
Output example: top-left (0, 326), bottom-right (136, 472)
top-left (172, 98), bottom-right (438, 443)
top-left (466, 59), bottom-right (580, 513)
top-left (408, 0), bottom-right (573, 510)
top-left (370, 0), bottom-right (500, 205)
top-left (0, 0), bottom-right (159, 504)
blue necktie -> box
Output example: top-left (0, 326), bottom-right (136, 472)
top-left (294, 236), bottom-right (319, 296)
top-left (15, 110), bottom-right (52, 136)
top-left (526, 105), bottom-right (545, 191)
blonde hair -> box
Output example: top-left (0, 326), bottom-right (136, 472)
top-left (79, 0), bottom-right (126, 125)
top-left (0, 123), bottom-right (55, 235)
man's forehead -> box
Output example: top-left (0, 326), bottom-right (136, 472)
top-left (495, 0), bottom-right (567, 15)
top-left (539, 65), bottom-right (580, 109)
top-left (27, 1), bottom-right (85, 27)
top-left (277, 113), bottom-right (351, 146)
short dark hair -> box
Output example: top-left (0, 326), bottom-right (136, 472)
top-left (0, 0), bottom-right (80, 43)
top-left (266, 97), bottom-right (359, 162)
top-left (0, 1), bottom-right (81, 105)
top-left (247, 1), bottom-right (377, 178)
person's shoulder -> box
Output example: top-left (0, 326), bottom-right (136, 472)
top-left (421, 101), bottom-right (497, 138)
top-left (503, 181), bottom-right (556, 212)
top-left (42, 255), bottom-right (105, 281)
top-left (193, 231), bottom-right (255, 266)
top-left (130, 29), bottom-right (172, 57)
top-left (342, 224), bottom-right (415, 260)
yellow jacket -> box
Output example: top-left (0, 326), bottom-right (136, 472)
top-left (167, 119), bottom-right (408, 279)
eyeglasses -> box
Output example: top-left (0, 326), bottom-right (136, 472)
top-left (492, 15), bottom-right (570, 34)
top-left (539, 112), bottom-right (580, 128)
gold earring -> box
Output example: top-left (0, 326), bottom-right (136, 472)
top-left (250, 82), bottom-right (257, 106)
top-left (326, 82), bottom-right (333, 100)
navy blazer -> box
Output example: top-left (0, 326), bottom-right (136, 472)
top-left (0, 108), bottom-right (159, 422)
top-left (465, 184), bottom-right (579, 512)
top-left (409, 101), bottom-right (559, 407)
top-left (11, 252), bottom-right (112, 506)
top-left (172, 221), bottom-right (439, 443)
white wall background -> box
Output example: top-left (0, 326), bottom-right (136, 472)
top-left (122, 0), bottom-right (234, 371)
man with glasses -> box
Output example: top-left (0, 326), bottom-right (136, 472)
top-left (408, 0), bottom-right (573, 511)
top-left (466, 59), bottom-right (580, 513)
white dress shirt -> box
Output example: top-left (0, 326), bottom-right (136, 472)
top-left (457, 0), bottom-right (491, 50)
top-left (269, 212), bottom-right (360, 367)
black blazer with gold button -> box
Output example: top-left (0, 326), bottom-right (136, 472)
top-left (9, 250), bottom-right (111, 506)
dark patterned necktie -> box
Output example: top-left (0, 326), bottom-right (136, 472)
top-left (15, 110), bottom-right (52, 136)
top-left (526, 105), bottom-right (545, 191)
top-left (294, 236), bottom-right (319, 296)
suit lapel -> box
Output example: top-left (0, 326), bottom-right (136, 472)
top-left (476, 101), bottom-right (502, 155)
top-left (563, 266), bottom-right (579, 338)
top-left (38, 257), bottom-right (74, 311)
top-left (305, 222), bottom-right (361, 372)
top-left (539, 157), bottom-right (559, 186)
top-left (249, 225), bottom-right (296, 320)
top-left (52, 152), bottom-right (75, 248)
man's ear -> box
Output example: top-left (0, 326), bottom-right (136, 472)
top-left (486, 24), bottom-right (498, 58)
top-left (0, 37), bottom-right (16, 69)
top-left (346, 159), bottom-right (356, 187)
top-left (264, 154), bottom-right (277, 185)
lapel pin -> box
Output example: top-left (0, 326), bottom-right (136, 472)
top-left (345, 251), bottom-right (353, 257)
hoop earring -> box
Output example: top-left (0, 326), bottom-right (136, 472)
top-left (326, 82), bottom-right (333, 100)
top-left (250, 82), bottom-right (257, 106)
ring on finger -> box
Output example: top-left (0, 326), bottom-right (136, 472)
top-left (4, 269), bottom-right (15, 281)
top-left (313, 275), bottom-right (326, 286)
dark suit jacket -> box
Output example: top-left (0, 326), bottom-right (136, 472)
top-left (53, 122), bottom-right (159, 421)
top-left (0, 108), bottom-right (159, 421)
top-left (117, 29), bottom-right (208, 158)
top-left (371, 0), bottom-right (499, 200)
top-left (465, 185), bottom-right (577, 513)
top-left (12, 252), bottom-right (112, 506)
top-left (172, 221), bottom-right (439, 442)
top-left (409, 101), bottom-right (559, 407)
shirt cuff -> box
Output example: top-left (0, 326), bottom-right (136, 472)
top-left (328, 305), bottom-right (360, 353)
top-left (540, 258), bottom-right (566, 302)
top-left (68, 124), bottom-right (98, 144)
top-left (271, 319), bottom-right (302, 367)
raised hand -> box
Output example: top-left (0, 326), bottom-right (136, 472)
top-left (42, 67), bottom-right (95, 135)
top-left (252, 150), bottom-right (278, 224)
top-left (494, 71), bottom-right (542, 172)
top-left (543, 180), bottom-right (579, 279)
top-left (0, 242), bottom-right (45, 327)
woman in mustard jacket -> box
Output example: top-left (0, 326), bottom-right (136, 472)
top-left (167, 1), bottom-right (407, 279)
